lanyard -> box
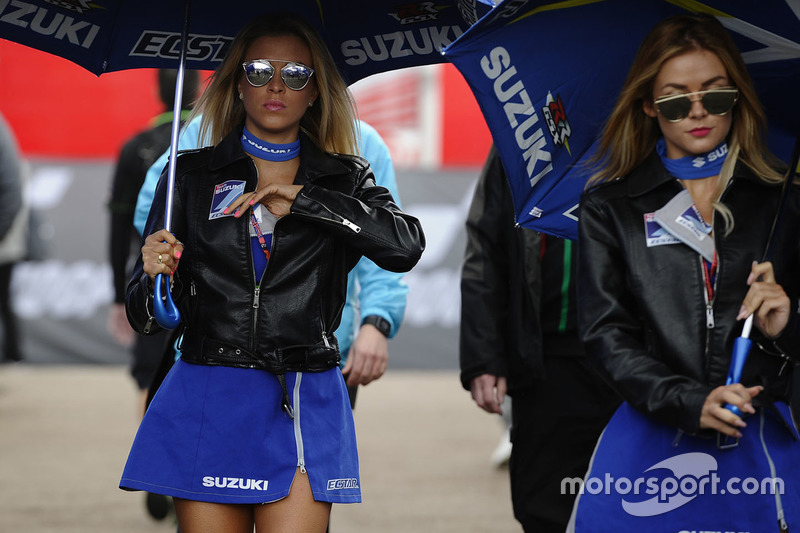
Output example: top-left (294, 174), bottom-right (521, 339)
top-left (702, 251), bottom-right (718, 300)
top-left (250, 212), bottom-right (271, 260)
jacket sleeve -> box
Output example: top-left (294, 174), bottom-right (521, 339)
top-left (290, 166), bottom-right (425, 273)
top-left (135, 117), bottom-right (206, 236)
top-left (459, 147), bottom-right (513, 390)
top-left (577, 190), bottom-right (711, 434)
top-left (0, 114), bottom-right (22, 242)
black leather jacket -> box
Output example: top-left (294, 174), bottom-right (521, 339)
top-left (459, 147), bottom-right (585, 393)
top-left (578, 153), bottom-right (800, 434)
top-left (126, 128), bottom-right (425, 380)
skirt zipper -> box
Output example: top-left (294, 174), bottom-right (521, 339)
top-left (293, 373), bottom-right (306, 474)
top-left (759, 409), bottom-right (789, 532)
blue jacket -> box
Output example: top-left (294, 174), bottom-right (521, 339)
top-left (134, 119), bottom-right (408, 362)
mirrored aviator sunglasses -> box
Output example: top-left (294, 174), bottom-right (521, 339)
top-left (242, 59), bottom-right (315, 91)
top-left (654, 87), bottom-right (739, 122)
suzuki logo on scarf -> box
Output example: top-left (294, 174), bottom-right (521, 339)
top-left (0, 0), bottom-right (100, 49)
top-left (692, 143), bottom-right (728, 168)
top-left (479, 46), bottom-right (553, 188)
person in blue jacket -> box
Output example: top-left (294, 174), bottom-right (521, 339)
top-left (134, 118), bottom-right (408, 404)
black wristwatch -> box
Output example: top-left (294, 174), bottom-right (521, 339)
top-left (362, 315), bottom-right (391, 337)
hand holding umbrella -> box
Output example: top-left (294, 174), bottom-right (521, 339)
top-left (723, 314), bottom-right (753, 418)
top-left (725, 261), bottom-right (793, 417)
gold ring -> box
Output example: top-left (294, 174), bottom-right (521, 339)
top-left (157, 254), bottom-right (163, 264)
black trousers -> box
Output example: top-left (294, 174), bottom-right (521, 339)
top-left (509, 357), bottom-right (620, 533)
top-left (0, 262), bottom-right (20, 362)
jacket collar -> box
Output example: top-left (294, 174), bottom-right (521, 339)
top-left (626, 149), bottom-right (767, 198)
top-left (209, 125), bottom-right (353, 183)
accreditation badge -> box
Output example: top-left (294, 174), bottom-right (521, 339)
top-left (209, 180), bottom-right (246, 220)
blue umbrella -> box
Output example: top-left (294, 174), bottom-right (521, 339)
top-left (445, 0), bottom-right (800, 441)
top-left (443, 0), bottom-right (800, 240)
top-left (1, 0), bottom-right (493, 327)
top-left (0, 0), bottom-right (492, 83)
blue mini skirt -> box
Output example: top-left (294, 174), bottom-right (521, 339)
top-left (120, 359), bottom-right (361, 504)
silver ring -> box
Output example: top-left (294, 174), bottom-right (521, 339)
top-left (157, 254), bottom-right (163, 264)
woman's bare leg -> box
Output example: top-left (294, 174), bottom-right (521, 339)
top-left (254, 468), bottom-right (331, 533)
top-left (173, 498), bottom-right (254, 533)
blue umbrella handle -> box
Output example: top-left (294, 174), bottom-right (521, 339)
top-left (153, 273), bottom-right (181, 329)
top-left (151, 2), bottom-right (188, 333)
top-left (723, 315), bottom-right (754, 417)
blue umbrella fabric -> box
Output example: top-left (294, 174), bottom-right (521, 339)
top-left (443, 0), bottom-right (800, 240)
top-left (0, 0), bottom-right (492, 84)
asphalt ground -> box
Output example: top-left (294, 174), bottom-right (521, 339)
top-left (0, 364), bottom-right (521, 533)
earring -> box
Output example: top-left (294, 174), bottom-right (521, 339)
top-left (308, 100), bottom-right (314, 107)
top-left (239, 92), bottom-right (243, 100)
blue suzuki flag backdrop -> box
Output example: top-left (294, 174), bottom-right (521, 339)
top-left (444, 0), bottom-right (800, 239)
top-left (0, 0), bottom-right (492, 84)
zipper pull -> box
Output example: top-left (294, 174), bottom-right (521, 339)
top-left (322, 331), bottom-right (331, 348)
top-left (706, 305), bottom-right (715, 329)
top-left (190, 280), bottom-right (197, 296)
top-left (143, 316), bottom-right (154, 334)
top-left (342, 218), bottom-right (361, 233)
top-left (779, 509), bottom-right (788, 532)
top-left (253, 287), bottom-right (261, 309)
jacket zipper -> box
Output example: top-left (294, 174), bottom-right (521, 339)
top-left (700, 253), bottom-right (718, 376)
top-left (759, 409), bottom-right (790, 532)
top-left (300, 191), bottom-right (361, 232)
top-left (293, 372), bottom-right (306, 474)
top-left (250, 215), bottom-right (282, 350)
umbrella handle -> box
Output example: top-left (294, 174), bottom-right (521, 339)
top-left (152, 2), bottom-right (189, 333)
top-left (723, 332), bottom-right (753, 418)
top-left (153, 273), bottom-right (181, 329)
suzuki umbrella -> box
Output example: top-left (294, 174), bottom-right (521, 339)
top-left (1, 0), bottom-right (493, 326)
top-left (443, 0), bottom-right (800, 240)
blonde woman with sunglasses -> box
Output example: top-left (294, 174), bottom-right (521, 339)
top-left (571, 14), bottom-right (800, 531)
top-left (119, 13), bottom-right (424, 533)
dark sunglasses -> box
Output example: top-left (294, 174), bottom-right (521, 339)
top-left (242, 59), bottom-right (315, 91)
top-left (654, 87), bottom-right (739, 122)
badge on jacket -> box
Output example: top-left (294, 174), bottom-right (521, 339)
top-left (209, 180), bottom-right (246, 220)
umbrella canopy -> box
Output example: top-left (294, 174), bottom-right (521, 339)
top-left (443, 0), bottom-right (800, 240)
top-left (0, 0), bottom-right (494, 328)
top-left (0, 0), bottom-right (492, 84)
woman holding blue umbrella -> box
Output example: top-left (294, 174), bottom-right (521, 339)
top-left (119, 12), bottom-right (424, 532)
top-left (573, 13), bottom-right (800, 531)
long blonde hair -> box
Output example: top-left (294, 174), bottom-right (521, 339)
top-left (191, 13), bottom-right (357, 155)
top-left (588, 14), bottom-right (781, 230)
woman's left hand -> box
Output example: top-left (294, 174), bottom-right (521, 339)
top-left (225, 183), bottom-right (303, 219)
top-left (736, 261), bottom-right (790, 338)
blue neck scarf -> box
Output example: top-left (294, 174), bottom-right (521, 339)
top-left (241, 126), bottom-right (300, 161)
top-left (655, 137), bottom-right (728, 180)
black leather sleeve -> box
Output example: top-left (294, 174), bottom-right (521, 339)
top-left (458, 147), bottom-right (514, 390)
top-left (290, 166), bottom-right (425, 273)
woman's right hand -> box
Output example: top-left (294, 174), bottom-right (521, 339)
top-left (141, 229), bottom-right (183, 280)
top-left (699, 383), bottom-right (762, 438)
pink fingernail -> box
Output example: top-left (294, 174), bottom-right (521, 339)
top-left (736, 305), bottom-right (748, 320)
top-left (223, 208), bottom-right (228, 214)
top-left (234, 210), bottom-right (239, 217)
top-left (175, 250), bottom-right (182, 259)
top-left (249, 199), bottom-right (254, 205)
